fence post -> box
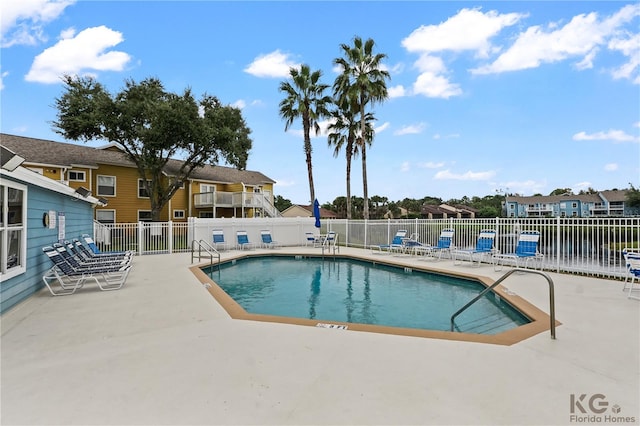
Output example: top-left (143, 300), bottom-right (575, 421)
top-left (168, 221), bottom-right (173, 254)
top-left (362, 219), bottom-right (369, 250)
top-left (556, 216), bottom-right (561, 273)
top-left (138, 222), bottom-right (144, 256)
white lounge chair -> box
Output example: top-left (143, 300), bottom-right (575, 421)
top-left (236, 230), bottom-right (256, 250)
top-left (452, 230), bottom-right (496, 266)
top-left (622, 249), bottom-right (640, 300)
top-left (415, 228), bottom-right (455, 260)
top-left (371, 230), bottom-right (407, 254)
top-left (305, 232), bottom-right (321, 247)
top-left (322, 231), bottom-right (339, 255)
top-left (212, 229), bottom-right (230, 251)
top-left (260, 230), bottom-right (280, 249)
top-left (493, 231), bottom-right (544, 271)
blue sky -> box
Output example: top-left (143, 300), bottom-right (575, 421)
top-left (1, 1), bottom-right (639, 205)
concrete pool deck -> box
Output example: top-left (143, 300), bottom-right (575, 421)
top-left (2, 247), bottom-right (639, 425)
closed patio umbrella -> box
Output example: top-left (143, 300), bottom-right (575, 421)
top-left (313, 199), bottom-right (321, 229)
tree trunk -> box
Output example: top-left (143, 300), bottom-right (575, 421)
top-left (346, 151), bottom-right (352, 220)
top-left (360, 105), bottom-right (369, 220)
top-left (303, 117), bottom-right (315, 203)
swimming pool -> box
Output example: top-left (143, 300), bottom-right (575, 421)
top-left (197, 254), bottom-right (550, 343)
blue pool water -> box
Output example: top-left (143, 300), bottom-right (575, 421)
top-left (207, 256), bottom-right (530, 335)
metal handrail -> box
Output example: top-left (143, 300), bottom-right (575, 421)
top-left (191, 239), bottom-right (220, 270)
top-left (450, 268), bottom-right (556, 339)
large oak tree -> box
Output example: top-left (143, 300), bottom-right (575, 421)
top-left (53, 75), bottom-right (252, 220)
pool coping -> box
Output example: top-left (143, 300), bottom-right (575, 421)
top-left (189, 251), bottom-right (560, 346)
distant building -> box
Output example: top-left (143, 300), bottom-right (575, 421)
top-left (504, 190), bottom-right (637, 217)
top-left (280, 204), bottom-right (339, 219)
top-left (420, 204), bottom-right (477, 219)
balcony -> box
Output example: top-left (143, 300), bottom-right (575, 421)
top-left (193, 190), bottom-right (280, 217)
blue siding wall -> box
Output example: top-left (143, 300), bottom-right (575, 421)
top-left (1, 178), bottom-right (94, 313)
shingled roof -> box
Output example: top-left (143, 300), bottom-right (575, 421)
top-left (0, 133), bottom-right (275, 186)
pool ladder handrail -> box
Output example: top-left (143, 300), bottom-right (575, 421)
top-left (191, 239), bottom-right (221, 270)
top-left (450, 268), bottom-right (556, 339)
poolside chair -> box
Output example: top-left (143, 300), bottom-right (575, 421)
top-left (415, 228), bottom-right (455, 260)
top-left (56, 242), bottom-right (131, 268)
top-left (236, 230), bottom-right (256, 250)
top-left (388, 232), bottom-right (425, 256)
top-left (452, 230), bottom-right (497, 266)
top-left (493, 231), bottom-right (544, 271)
top-left (42, 246), bottom-right (131, 295)
top-left (371, 229), bottom-right (408, 254)
top-left (81, 234), bottom-right (133, 256)
top-left (212, 229), bottom-right (230, 251)
top-left (305, 232), bottom-right (321, 247)
top-left (260, 230), bottom-right (280, 249)
top-left (71, 238), bottom-right (132, 263)
top-left (322, 231), bottom-right (339, 255)
top-left (622, 249), bottom-right (640, 300)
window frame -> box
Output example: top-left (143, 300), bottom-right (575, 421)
top-left (0, 181), bottom-right (27, 280)
top-left (96, 175), bottom-right (116, 197)
top-left (96, 209), bottom-right (116, 224)
top-left (138, 179), bottom-right (151, 199)
top-left (173, 209), bottom-right (185, 219)
top-left (68, 170), bottom-right (86, 182)
top-left (138, 210), bottom-right (153, 222)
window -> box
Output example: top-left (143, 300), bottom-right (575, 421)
top-left (199, 211), bottom-right (214, 218)
top-left (138, 179), bottom-right (151, 198)
top-left (173, 210), bottom-right (185, 219)
top-left (96, 210), bottom-right (115, 224)
top-left (68, 170), bottom-right (86, 182)
top-left (97, 175), bottom-right (116, 196)
top-left (0, 182), bottom-right (27, 280)
top-left (138, 211), bottom-right (152, 222)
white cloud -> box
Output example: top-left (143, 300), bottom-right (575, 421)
top-left (572, 181), bottom-right (592, 192)
top-left (433, 133), bottom-right (460, 140)
top-left (501, 179), bottom-right (547, 196)
top-left (25, 25), bottom-right (131, 84)
top-left (375, 122), bottom-right (390, 133)
top-left (401, 7), bottom-right (525, 100)
top-left (400, 161), bottom-right (410, 172)
top-left (400, 8), bottom-right (526, 99)
top-left (604, 163), bottom-right (618, 171)
top-left (388, 85), bottom-right (406, 98)
top-left (402, 7), bottom-right (525, 58)
top-left (634, 121), bottom-right (640, 128)
top-left (244, 50), bottom-right (300, 78)
top-left (472, 3), bottom-right (640, 77)
top-left (573, 130), bottom-right (640, 143)
top-left (413, 70), bottom-right (462, 99)
top-left (1, 0), bottom-right (75, 47)
top-left (394, 122), bottom-right (426, 136)
top-left (434, 169), bottom-right (496, 181)
top-left (608, 33), bottom-right (640, 84)
top-left (273, 178), bottom-right (295, 187)
top-left (418, 161), bottom-right (445, 169)
top-left (232, 99), bottom-right (246, 109)
top-left (0, 69), bottom-right (8, 90)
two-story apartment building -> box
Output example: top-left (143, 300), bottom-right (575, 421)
top-left (1, 134), bottom-right (278, 223)
top-left (504, 190), bottom-right (636, 218)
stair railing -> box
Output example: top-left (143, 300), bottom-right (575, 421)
top-left (191, 239), bottom-right (220, 270)
top-left (450, 268), bottom-right (556, 339)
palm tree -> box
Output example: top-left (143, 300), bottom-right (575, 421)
top-left (278, 64), bottom-right (332, 203)
top-left (333, 36), bottom-right (390, 219)
top-left (327, 94), bottom-right (374, 219)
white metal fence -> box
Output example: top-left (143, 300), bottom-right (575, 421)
top-left (93, 217), bottom-right (639, 279)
